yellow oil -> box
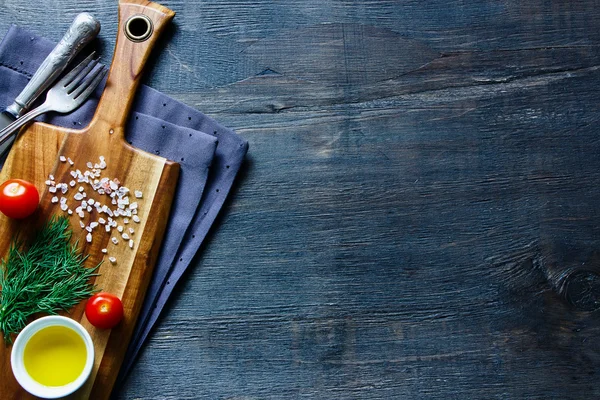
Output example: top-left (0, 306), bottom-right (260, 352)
top-left (23, 325), bottom-right (87, 387)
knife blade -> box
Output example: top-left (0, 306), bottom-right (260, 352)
top-left (0, 12), bottom-right (100, 161)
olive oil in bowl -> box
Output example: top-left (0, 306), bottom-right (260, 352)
top-left (23, 325), bottom-right (87, 386)
top-left (11, 316), bottom-right (94, 399)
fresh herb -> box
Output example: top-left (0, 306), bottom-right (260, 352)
top-left (0, 215), bottom-right (99, 343)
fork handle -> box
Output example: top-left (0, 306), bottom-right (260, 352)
top-left (0, 104), bottom-right (51, 157)
top-left (89, 0), bottom-right (174, 135)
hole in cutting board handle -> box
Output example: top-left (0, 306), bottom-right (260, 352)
top-left (124, 14), bottom-right (153, 42)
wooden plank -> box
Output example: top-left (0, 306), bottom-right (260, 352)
top-left (0, 1), bottom-right (178, 399)
top-left (116, 0), bottom-right (600, 397)
top-left (119, 66), bottom-right (600, 398)
top-left (1, 0), bottom-right (600, 398)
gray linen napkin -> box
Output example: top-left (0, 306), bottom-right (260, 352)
top-left (0, 26), bottom-right (249, 384)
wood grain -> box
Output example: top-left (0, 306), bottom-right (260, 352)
top-left (116, 1), bottom-right (600, 399)
top-left (0, 1), bottom-right (178, 399)
top-left (0, 0), bottom-right (600, 399)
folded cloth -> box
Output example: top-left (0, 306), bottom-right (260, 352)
top-left (0, 26), bottom-right (249, 385)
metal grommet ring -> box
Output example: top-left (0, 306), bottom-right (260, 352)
top-left (124, 14), bottom-right (153, 42)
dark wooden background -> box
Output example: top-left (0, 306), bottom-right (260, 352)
top-left (3, 0), bottom-right (600, 398)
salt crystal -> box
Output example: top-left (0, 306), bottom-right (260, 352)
top-left (86, 162), bottom-right (93, 169)
top-left (88, 199), bottom-right (95, 206)
top-left (74, 193), bottom-right (83, 201)
top-left (60, 185), bottom-right (68, 194)
top-left (49, 174), bottom-right (54, 181)
top-left (98, 218), bottom-right (106, 224)
top-left (86, 206), bottom-right (92, 213)
top-left (111, 237), bottom-right (119, 245)
top-left (86, 232), bottom-right (92, 243)
top-left (117, 226), bottom-right (124, 233)
top-left (132, 215), bottom-right (140, 223)
top-left (101, 248), bottom-right (108, 254)
top-left (49, 186), bottom-right (57, 193)
top-left (129, 227), bottom-right (134, 234)
top-left (109, 257), bottom-right (116, 264)
top-left (67, 157), bottom-right (74, 165)
top-left (45, 180), bottom-right (54, 186)
top-left (81, 200), bottom-right (88, 208)
top-left (90, 222), bottom-right (99, 229)
top-left (60, 203), bottom-right (68, 211)
top-left (68, 209), bottom-right (73, 215)
top-left (59, 155), bottom-right (66, 162)
top-left (69, 180), bottom-right (76, 187)
top-left (79, 221), bottom-right (85, 229)
top-left (123, 218), bottom-right (129, 224)
top-left (129, 239), bottom-right (134, 248)
top-left (129, 202), bottom-right (138, 210)
top-left (134, 190), bottom-right (143, 198)
top-left (77, 211), bottom-right (85, 219)
top-left (79, 186), bottom-right (84, 192)
top-left (60, 197), bottom-right (67, 204)
top-left (85, 226), bottom-right (92, 233)
top-left (105, 224), bottom-right (111, 232)
top-left (51, 196), bottom-right (58, 203)
top-left (122, 233), bottom-right (129, 240)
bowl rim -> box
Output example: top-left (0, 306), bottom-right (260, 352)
top-left (10, 315), bottom-right (94, 399)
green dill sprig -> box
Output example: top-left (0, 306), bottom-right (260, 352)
top-left (0, 215), bottom-right (100, 343)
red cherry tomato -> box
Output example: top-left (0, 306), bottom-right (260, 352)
top-left (85, 292), bottom-right (124, 329)
top-left (0, 179), bottom-right (40, 219)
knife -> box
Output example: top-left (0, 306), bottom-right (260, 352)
top-left (0, 12), bottom-right (100, 160)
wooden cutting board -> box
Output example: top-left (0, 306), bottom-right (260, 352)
top-left (0, 1), bottom-right (178, 398)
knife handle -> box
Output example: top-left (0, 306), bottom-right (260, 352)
top-left (5, 12), bottom-right (100, 118)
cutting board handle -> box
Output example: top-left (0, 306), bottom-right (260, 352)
top-left (90, 0), bottom-right (175, 138)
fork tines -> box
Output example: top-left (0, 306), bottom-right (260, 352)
top-left (60, 52), bottom-right (107, 98)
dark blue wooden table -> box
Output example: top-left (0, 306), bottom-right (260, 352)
top-left (3, 1), bottom-right (600, 398)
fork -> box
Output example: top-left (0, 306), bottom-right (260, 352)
top-left (0, 52), bottom-right (107, 157)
